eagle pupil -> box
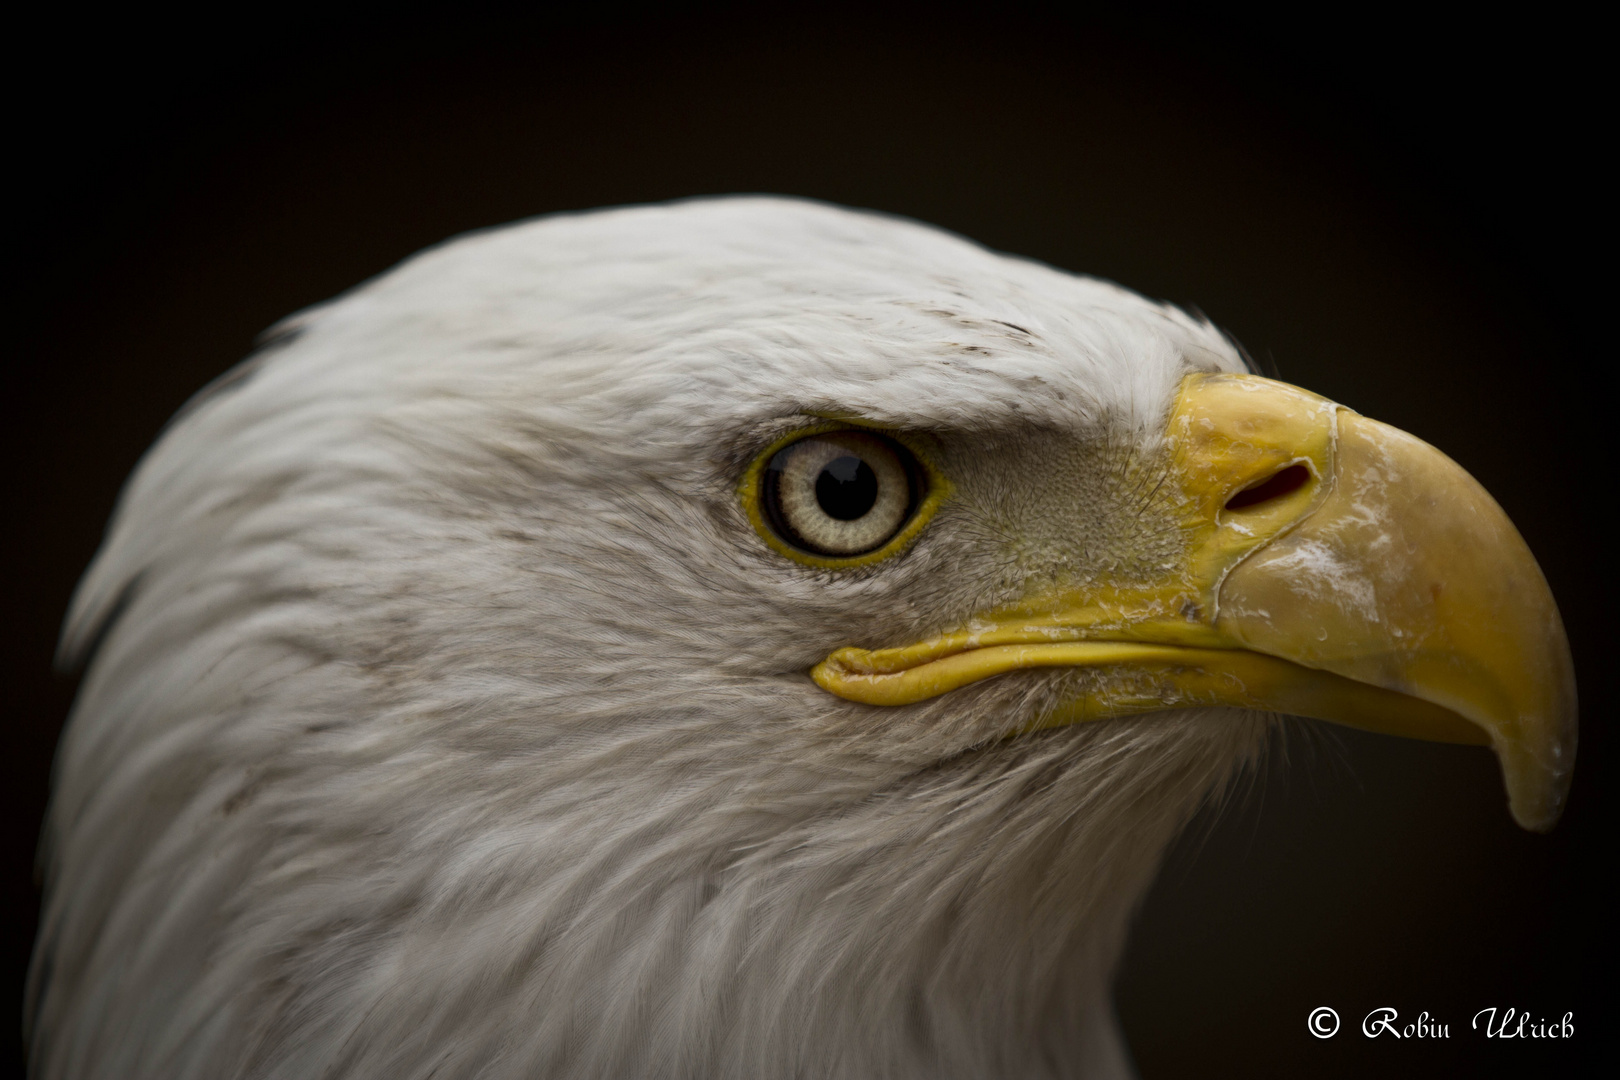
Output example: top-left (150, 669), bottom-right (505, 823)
top-left (816, 456), bottom-right (878, 520)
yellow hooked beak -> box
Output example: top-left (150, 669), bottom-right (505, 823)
top-left (813, 373), bottom-right (1577, 831)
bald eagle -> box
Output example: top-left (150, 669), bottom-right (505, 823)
top-left (28, 198), bottom-right (1574, 1079)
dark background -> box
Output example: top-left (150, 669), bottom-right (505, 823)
top-left (5, 4), bottom-right (1605, 1077)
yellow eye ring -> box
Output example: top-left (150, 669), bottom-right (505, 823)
top-left (739, 422), bottom-right (951, 569)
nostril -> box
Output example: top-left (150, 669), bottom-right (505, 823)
top-left (1225, 463), bottom-right (1311, 510)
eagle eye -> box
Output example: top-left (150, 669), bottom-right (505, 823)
top-left (760, 430), bottom-right (922, 557)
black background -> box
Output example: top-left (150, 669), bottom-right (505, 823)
top-left (5, 4), bottom-right (1605, 1077)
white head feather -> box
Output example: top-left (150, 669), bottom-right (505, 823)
top-left (31, 197), bottom-right (1263, 1079)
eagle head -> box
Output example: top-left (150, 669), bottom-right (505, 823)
top-left (29, 197), bottom-right (1575, 1079)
